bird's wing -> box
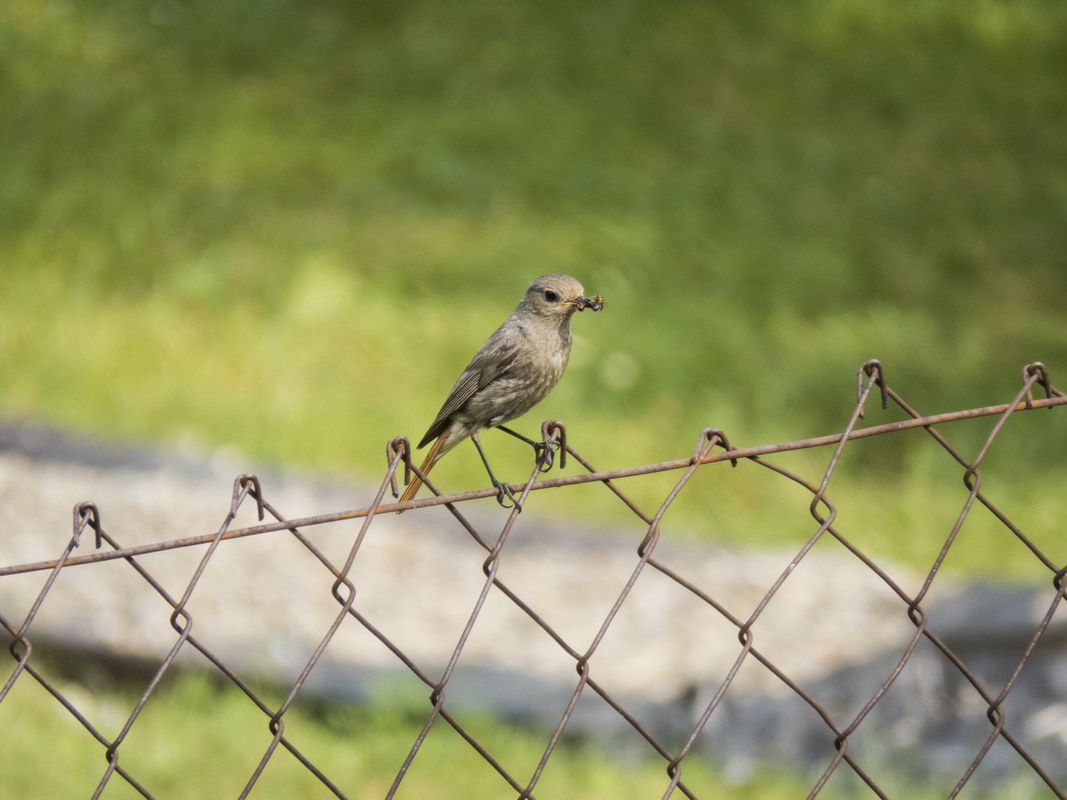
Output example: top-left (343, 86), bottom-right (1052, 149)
top-left (417, 338), bottom-right (520, 448)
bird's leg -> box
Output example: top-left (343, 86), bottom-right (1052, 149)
top-left (471, 433), bottom-right (521, 510)
top-left (496, 425), bottom-right (557, 472)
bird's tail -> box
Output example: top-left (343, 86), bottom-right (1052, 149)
top-left (396, 433), bottom-right (447, 512)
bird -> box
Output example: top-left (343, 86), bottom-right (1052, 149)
top-left (398, 274), bottom-right (604, 511)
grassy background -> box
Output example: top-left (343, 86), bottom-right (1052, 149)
top-left (1, 3), bottom-right (1066, 795)
top-left (0, 664), bottom-right (990, 800)
top-left (3, 0), bottom-right (1066, 570)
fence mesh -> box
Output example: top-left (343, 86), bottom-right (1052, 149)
top-left (1, 359), bottom-right (1065, 799)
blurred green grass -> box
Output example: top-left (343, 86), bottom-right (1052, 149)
top-left (2, 0), bottom-right (1066, 572)
top-left (0, 667), bottom-right (978, 799)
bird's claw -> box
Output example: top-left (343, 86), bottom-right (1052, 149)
top-left (533, 440), bottom-right (559, 473)
top-left (493, 480), bottom-right (522, 511)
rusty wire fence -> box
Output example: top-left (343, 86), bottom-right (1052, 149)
top-left (1, 359), bottom-right (1066, 799)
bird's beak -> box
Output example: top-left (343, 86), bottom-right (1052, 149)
top-left (566, 294), bottom-right (605, 312)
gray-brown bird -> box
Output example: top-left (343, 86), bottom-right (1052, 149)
top-left (399, 274), bottom-right (604, 510)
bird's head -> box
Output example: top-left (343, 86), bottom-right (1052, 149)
top-left (522, 274), bottom-right (605, 320)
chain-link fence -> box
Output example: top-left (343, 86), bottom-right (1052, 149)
top-left (2, 360), bottom-right (1066, 799)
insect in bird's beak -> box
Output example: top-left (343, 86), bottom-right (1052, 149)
top-left (567, 294), bottom-right (605, 312)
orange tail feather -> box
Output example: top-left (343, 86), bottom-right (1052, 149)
top-left (396, 433), bottom-right (447, 512)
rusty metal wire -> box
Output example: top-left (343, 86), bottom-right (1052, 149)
top-left (1, 359), bottom-right (1065, 798)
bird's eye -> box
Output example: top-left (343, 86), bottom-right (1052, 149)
top-left (544, 290), bottom-right (559, 303)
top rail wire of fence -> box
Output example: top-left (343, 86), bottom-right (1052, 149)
top-left (1, 359), bottom-right (1065, 800)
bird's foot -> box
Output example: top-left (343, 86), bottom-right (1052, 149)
top-left (532, 439), bottom-right (559, 473)
top-left (493, 480), bottom-right (522, 511)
